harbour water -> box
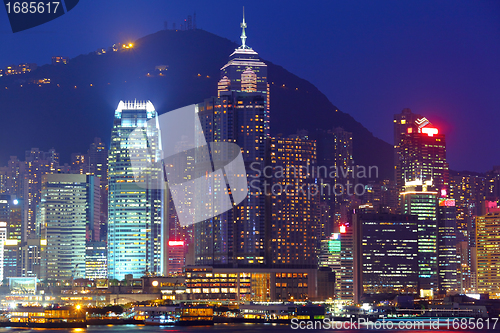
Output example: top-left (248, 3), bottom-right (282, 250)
top-left (0, 324), bottom-right (496, 333)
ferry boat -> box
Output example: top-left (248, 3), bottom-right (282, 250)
top-left (134, 305), bottom-right (213, 326)
top-left (138, 306), bottom-right (178, 326)
top-left (177, 305), bottom-right (214, 326)
top-left (1, 306), bottom-right (86, 328)
top-left (238, 303), bottom-right (326, 324)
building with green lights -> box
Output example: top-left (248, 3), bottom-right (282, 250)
top-left (400, 180), bottom-right (438, 290)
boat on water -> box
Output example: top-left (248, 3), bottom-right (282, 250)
top-left (141, 305), bottom-right (178, 326)
top-left (135, 305), bottom-right (214, 326)
top-left (177, 306), bottom-right (214, 326)
top-left (238, 303), bottom-right (326, 324)
top-left (1, 305), bottom-right (87, 328)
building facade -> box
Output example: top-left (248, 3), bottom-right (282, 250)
top-left (269, 136), bottom-right (319, 268)
top-left (194, 16), bottom-right (268, 268)
top-left (437, 200), bottom-right (458, 293)
top-left (353, 213), bottom-right (419, 301)
top-left (400, 180), bottom-right (438, 290)
top-left (476, 211), bottom-right (500, 298)
top-left (396, 115), bottom-right (449, 195)
top-left (107, 100), bottom-right (164, 279)
top-left (40, 174), bottom-right (100, 281)
top-left (184, 266), bottom-right (320, 302)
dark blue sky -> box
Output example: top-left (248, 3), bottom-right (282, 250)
top-left (1, 0), bottom-right (499, 172)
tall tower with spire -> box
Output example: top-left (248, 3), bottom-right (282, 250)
top-left (219, 8), bottom-right (270, 136)
top-left (195, 9), bottom-right (270, 268)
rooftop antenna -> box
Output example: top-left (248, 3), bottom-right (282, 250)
top-left (240, 7), bottom-right (248, 48)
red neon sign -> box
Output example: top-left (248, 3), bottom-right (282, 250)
top-left (421, 127), bottom-right (438, 137)
top-left (168, 240), bottom-right (184, 246)
top-left (339, 225), bottom-right (347, 234)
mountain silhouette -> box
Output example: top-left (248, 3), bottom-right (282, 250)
top-left (0, 29), bottom-right (392, 179)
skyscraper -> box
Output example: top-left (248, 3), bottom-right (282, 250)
top-left (400, 180), bottom-right (438, 290)
top-left (353, 213), bottom-right (419, 300)
top-left (195, 13), bottom-right (268, 268)
top-left (476, 206), bottom-right (500, 298)
top-left (85, 241), bottom-right (107, 280)
top-left (107, 100), bottom-right (164, 279)
top-left (339, 223), bottom-right (355, 302)
top-left (24, 148), bottom-right (60, 239)
top-left (1, 195), bottom-right (23, 278)
top-left (437, 198), bottom-right (458, 293)
top-left (0, 221), bottom-right (6, 281)
top-left (394, 108), bottom-right (422, 181)
top-left (312, 127), bottom-right (354, 210)
top-left (269, 136), bottom-right (319, 268)
top-left (88, 137), bottom-right (108, 242)
top-left (40, 174), bottom-right (100, 281)
top-left (449, 171), bottom-right (485, 240)
top-left (396, 115), bottom-right (449, 195)
top-left (0, 167), bottom-right (7, 194)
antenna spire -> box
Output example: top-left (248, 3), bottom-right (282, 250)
top-left (240, 6), bottom-right (248, 49)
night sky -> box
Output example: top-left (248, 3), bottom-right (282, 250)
top-left (1, 0), bottom-right (499, 172)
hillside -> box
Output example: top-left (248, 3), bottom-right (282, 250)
top-left (0, 29), bottom-right (393, 179)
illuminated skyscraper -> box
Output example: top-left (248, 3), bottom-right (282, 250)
top-left (449, 171), bottom-right (485, 240)
top-left (353, 213), bottom-right (419, 299)
top-left (19, 238), bottom-right (44, 278)
top-left (400, 180), bottom-right (438, 290)
top-left (1, 195), bottom-right (23, 278)
top-left (396, 115), bottom-right (449, 195)
top-left (107, 100), bottom-right (164, 279)
top-left (40, 174), bottom-right (100, 281)
top-left (339, 223), bottom-right (355, 302)
top-left (24, 148), bottom-right (59, 240)
top-left (5, 156), bottom-right (25, 199)
top-left (219, 8), bottom-right (269, 136)
top-left (476, 206), bottom-right (500, 298)
top-left (269, 136), bottom-right (319, 268)
top-left (0, 167), bottom-right (7, 194)
top-left (86, 241), bottom-right (107, 279)
top-left (394, 108), bottom-right (422, 180)
top-left (195, 13), bottom-right (268, 267)
top-left (167, 240), bottom-right (185, 275)
top-left (318, 233), bottom-right (342, 298)
top-left (311, 127), bottom-right (354, 228)
top-left (88, 137), bottom-right (108, 242)
top-left (437, 199), bottom-right (458, 293)
top-left (0, 221), bottom-right (6, 281)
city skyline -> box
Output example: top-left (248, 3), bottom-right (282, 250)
top-left (1, 3), bottom-right (500, 326)
top-left (0, 1), bottom-right (499, 172)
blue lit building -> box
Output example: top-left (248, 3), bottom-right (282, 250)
top-left (107, 100), bottom-right (164, 279)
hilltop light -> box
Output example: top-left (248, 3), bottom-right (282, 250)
top-left (129, 43), bottom-right (133, 47)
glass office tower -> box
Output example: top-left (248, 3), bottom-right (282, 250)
top-left (108, 100), bottom-right (164, 279)
top-left (40, 174), bottom-right (99, 281)
top-left (401, 180), bottom-right (438, 290)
